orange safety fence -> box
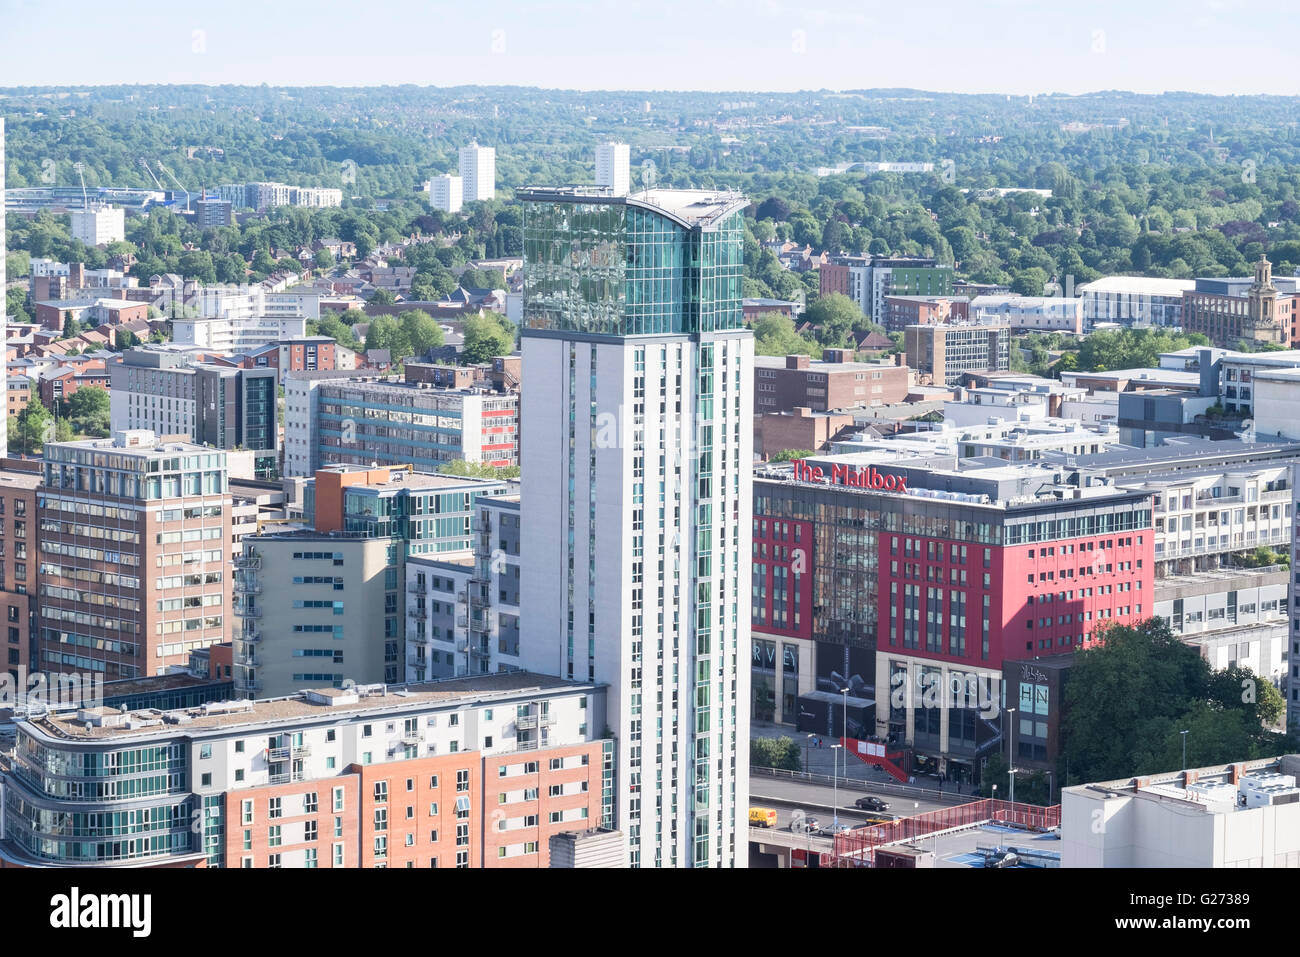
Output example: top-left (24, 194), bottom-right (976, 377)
top-left (833, 798), bottom-right (1061, 865)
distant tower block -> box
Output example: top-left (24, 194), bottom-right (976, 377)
top-left (596, 143), bottom-right (630, 196)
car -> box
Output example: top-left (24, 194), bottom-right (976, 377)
top-left (855, 796), bottom-right (890, 813)
top-left (816, 823), bottom-right (852, 837)
top-left (790, 814), bottom-right (820, 834)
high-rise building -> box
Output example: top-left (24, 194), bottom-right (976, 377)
top-left (69, 204), bottom-right (126, 247)
top-left (38, 431), bottom-right (232, 680)
top-left (516, 186), bottom-right (753, 867)
top-left (595, 143), bottom-right (631, 196)
top-left (459, 144), bottom-right (496, 203)
top-left (428, 174), bottom-right (464, 213)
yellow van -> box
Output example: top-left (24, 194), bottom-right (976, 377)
top-left (749, 807), bottom-right (778, 828)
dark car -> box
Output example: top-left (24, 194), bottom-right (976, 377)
top-left (855, 796), bottom-right (890, 813)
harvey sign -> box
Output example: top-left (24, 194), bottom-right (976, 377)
top-left (790, 459), bottom-right (909, 492)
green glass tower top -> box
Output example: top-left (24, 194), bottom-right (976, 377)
top-left (519, 186), bottom-right (748, 337)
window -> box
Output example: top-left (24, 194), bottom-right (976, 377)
top-left (374, 809), bottom-right (388, 831)
top-left (406, 778), bottom-right (415, 792)
top-left (268, 797), bottom-right (282, 820)
top-left (456, 850), bottom-right (468, 868)
top-left (550, 811), bottom-right (562, 823)
top-left (200, 744), bottom-right (212, 760)
top-left (549, 784), bottom-right (563, 797)
top-left (363, 724), bottom-right (373, 738)
top-left (456, 824), bottom-right (469, 846)
top-left (549, 758), bottom-right (563, 771)
top-left (333, 787), bottom-right (344, 812)
top-left (524, 761), bottom-right (538, 774)
top-left (456, 770), bottom-right (469, 792)
top-left (241, 799), bottom-right (253, 825)
top-left (374, 836), bottom-right (388, 859)
top-left (268, 853), bottom-right (281, 869)
top-left (305, 847), bottom-right (318, 869)
top-left (429, 775), bottom-right (439, 789)
top-left (243, 830), bottom-right (251, 851)
top-left (304, 792), bottom-right (318, 813)
top-left (334, 843), bottom-right (345, 867)
top-left (430, 829), bottom-right (439, 842)
top-left (305, 820), bottom-right (318, 842)
top-left (200, 773), bottom-right (211, 787)
top-left (374, 781), bottom-right (388, 803)
top-left (429, 802), bottom-right (439, 815)
top-left (268, 825), bottom-right (282, 848)
top-left (334, 816), bottom-right (343, 838)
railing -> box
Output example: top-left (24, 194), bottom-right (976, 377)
top-left (268, 745), bottom-right (311, 761)
top-left (456, 616), bottom-right (468, 628)
top-left (832, 798), bottom-right (1060, 866)
top-left (749, 765), bottom-right (957, 804)
top-left (410, 607), bottom-right (428, 620)
top-left (235, 579), bottom-right (262, 595)
top-left (243, 629), bottom-right (262, 644)
top-left (234, 602), bottom-right (261, 619)
top-left (233, 554), bottom-right (261, 569)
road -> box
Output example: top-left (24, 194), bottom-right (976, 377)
top-left (752, 777), bottom-right (968, 821)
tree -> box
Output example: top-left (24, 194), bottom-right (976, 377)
top-left (8, 399), bottom-right (54, 455)
top-left (804, 292), bottom-right (868, 348)
top-left (1061, 619), bottom-right (1296, 785)
top-left (116, 329), bottom-right (141, 350)
top-left (67, 387), bottom-right (111, 437)
top-left (317, 314), bottom-right (361, 351)
top-left (750, 736), bottom-right (802, 771)
top-left (398, 309), bottom-right (445, 357)
top-left (62, 313), bottom-right (81, 340)
top-left (767, 448), bottom-right (814, 463)
top-left (1011, 267), bottom-right (1049, 296)
top-left (752, 315), bottom-right (817, 357)
top-left (369, 288), bottom-right (396, 306)
top-left (438, 459), bottom-right (521, 479)
top-left (461, 313), bottom-right (516, 364)
top-left (314, 248), bottom-right (335, 272)
top-left (54, 417), bottom-right (74, 442)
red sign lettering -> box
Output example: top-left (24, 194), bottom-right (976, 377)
top-left (790, 460), bottom-right (908, 493)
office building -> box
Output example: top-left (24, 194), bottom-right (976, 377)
top-left (0, 673), bottom-right (611, 868)
top-left (517, 185), bottom-right (753, 868)
top-left (110, 350), bottom-right (279, 480)
top-left (459, 145), bottom-right (496, 203)
top-left (1077, 276), bottom-right (1195, 329)
top-left (754, 351), bottom-right (911, 414)
top-left (1061, 757), bottom-right (1300, 867)
top-left (170, 284), bottom-right (319, 351)
top-left (752, 454), bottom-right (1154, 783)
top-left (884, 295), bottom-right (966, 332)
top-left (310, 378), bottom-right (519, 473)
top-left (595, 143), bottom-right (631, 196)
top-left (968, 295), bottom-right (1083, 334)
top-left (905, 323), bottom-right (1011, 387)
top-left (38, 431), bottom-right (232, 681)
top-left (69, 204), bottom-right (126, 247)
top-left (1181, 257), bottom-right (1294, 348)
top-left (428, 174), bottom-right (463, 214)
top-left (283, 371), bottom-right (387, 479)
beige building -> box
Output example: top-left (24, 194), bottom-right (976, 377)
top-left (235, 531), bottom-right (398, 699)
top-left (39, 430), bottom-right (232, 680)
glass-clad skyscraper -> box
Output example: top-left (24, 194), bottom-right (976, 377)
top-left (518, 186), bottom-right (752, 867)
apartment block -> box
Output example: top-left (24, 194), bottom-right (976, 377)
top-left (69, 205), bottom-right (126, 247)
top-left (0, 674), bottom-right (611, 868)
top-left (428, 174), bottom-right (463, 214)
top-left (38, 431), bottom-right (232, 680)
top-left (110, 350), bottom-right (279, 480)
top-left (0, 467), bottom-right (40, 681)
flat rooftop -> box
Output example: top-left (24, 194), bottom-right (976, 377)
top-left (29, 672), bottom-right (598, 741)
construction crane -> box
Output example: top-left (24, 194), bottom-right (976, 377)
top-left (138, 158), bottom-right (165, 191)
top-left (73, 161), bottom-right (89, 209)
top-left (156, 161), bottom-right (192, 212)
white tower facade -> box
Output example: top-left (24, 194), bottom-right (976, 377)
top-left (596, 143), bottom-right (631, 196)
top-left (518, 187), bottom-right (752, 868)
top-left (0, 118), bottom-right (5, 460)
top-left (428, 174), bottom-right (464, 213)
top-left (459, 144), bottom-right (496, 202)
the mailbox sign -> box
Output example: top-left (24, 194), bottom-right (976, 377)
top-left (791, 459), bottom-right (909, 492)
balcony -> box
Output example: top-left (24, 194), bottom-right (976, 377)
top-left (410, 606), bottom-right (428, 620)
top-left (401, 732), bottom-right (425, 746)
top-left (243, 629), bottom-right (262, 644)
top-left (268, 745), bottom-right (311, 761)
top-left (268, 771), bottom-right (304, 786)
top-left (233, 553), bottom-right (261, 570)
top-left (234, 601), bottom-right (261, 619)
top-left (407, 584), bottom-right (425, 595)
top-left (234, 576), bottom-right (262, 595)
top-left (456, 616), bottom-right (468, 629)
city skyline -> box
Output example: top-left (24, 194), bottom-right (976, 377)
top-left (0, 0), bottom-right (1296, 97)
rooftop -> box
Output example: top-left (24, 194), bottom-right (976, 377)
top-left (516, 185), bottom-right (747, 229)
top-left (1077, 276), bottom-right (1197, 294)
top-left (27, 672), bottom-right (598, 742)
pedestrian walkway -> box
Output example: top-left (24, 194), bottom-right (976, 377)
top-left (751, 721), bottom-right (968, 798)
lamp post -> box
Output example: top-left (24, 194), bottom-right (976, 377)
top-left (1180, 729), bottom-right (1189, 771)
top-left (1047, 770), bottom-right (1054, 806)
top-left (1007, 707), bottom-right (1017, 804)
top-left (841, 686), bottom-right (850, 752)
top-left (805, 733), bottom-right (814, 776)
top-left (831, 744), bottom-right (843, 831)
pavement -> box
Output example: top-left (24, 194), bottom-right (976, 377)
top-left (751, 720), bottom-right (973, 798)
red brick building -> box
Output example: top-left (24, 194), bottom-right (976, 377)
top-left (754, 352), bottom-right (912, 414)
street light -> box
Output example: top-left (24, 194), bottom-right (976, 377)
top-left (841, 686), bottom-right (850, 752)
top-left (1180, 729), bottom-right (1189, 771)
top-left (1007, 707), bottom-right (1017, 804)
top-left (831, 744), bottom-right (843, 831)
top-left (1047, 770), bottom-right (1054, 806)
top-left (805, 733), bottom-right (814, 776)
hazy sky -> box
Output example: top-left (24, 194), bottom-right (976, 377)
top-left (0, 0), bottom-right (1294, 96)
